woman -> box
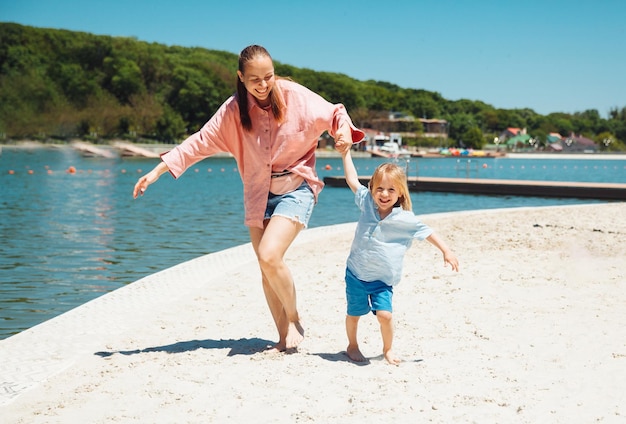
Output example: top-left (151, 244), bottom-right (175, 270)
top-left (133, 45), bottom-right (364, 351)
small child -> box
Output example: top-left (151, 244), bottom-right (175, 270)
top-left (337, 141), bottom-right (459, 365)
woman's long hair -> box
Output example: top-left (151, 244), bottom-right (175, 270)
top-left (369, 163), bottom-right (413, 211)
top-left (236, 45), bottom-right (286, 131)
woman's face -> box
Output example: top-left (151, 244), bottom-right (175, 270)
top-left (237, 55), bottom-right (275, 107)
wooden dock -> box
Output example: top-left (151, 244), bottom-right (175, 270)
top-left (323, 176), bottom-right (626, 200)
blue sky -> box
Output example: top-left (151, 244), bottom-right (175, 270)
top-left (2, 0), bottom-right (625, 117)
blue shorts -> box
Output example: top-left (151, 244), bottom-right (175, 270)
top-left (345, 267), bottom-right (393, 316)
top-left (264, 181), bottom-right (315, 227)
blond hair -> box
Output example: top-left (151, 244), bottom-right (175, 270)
top-left (369, 163), bottom-right (412, 211)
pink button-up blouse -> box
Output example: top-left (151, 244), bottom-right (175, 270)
top-left (161, 79), bottom-right (365, 228)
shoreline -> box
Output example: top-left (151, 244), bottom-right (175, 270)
top-left (2, 140), bottom-right (625, 160)
top-left (1, 203), bottom-right (624, 422)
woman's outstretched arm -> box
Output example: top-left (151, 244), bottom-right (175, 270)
top-left (132, 161), bottom-right (171, 198)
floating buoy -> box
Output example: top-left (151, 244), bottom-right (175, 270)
top-left (482, 163), bottom-right (488, 169)
top-left (28, 170), bottom-right (34, 174)
top-left (66, 166), bottom-right (76, 174)
top-left (325, 164), bottom-right (332, 170)
top-left (8, 170), bottom-right (14, 174)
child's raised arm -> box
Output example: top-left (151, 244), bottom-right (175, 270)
top-left (340, 147), bottom-right (362, 194)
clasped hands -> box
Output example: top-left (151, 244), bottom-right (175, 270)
top-left (334, 132), bottom-right (352, 155)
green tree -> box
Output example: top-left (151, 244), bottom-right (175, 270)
top-left (155, 105), bottom-right (186, 142)
top-left (1, 22), bottom-right (625, 148)
top-left (595, 131), bottom-right (623, 151)
top-left (401, 90), bottom-right (442, 119)
top-left (447, 113), bottom-right (475, 144)
top-left (52, 63), bottom-right (99, 107)
top-left (460, 126), bottom-right (485, 149)
top-left (361, 82), bottom-right (397, 111)
top-left (167, 65), bottom-right (225, 131)
top-left (103, 56), bottom-right (145, 103)
top-left (548, 114), bottom-right (575, 137)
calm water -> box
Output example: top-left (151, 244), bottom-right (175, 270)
top-left (1, 146), bottom-right (625, 339)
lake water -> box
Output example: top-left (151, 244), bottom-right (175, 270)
top-left (1, 146), bottom-right (625, 339)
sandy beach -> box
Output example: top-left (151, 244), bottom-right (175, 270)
top-left (1, 202), bottom-right (625, 423)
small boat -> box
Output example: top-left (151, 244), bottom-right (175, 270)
top-left (71, 141), bottom-right (117, 158)
top-left (112, 141), bottom-right (161, 158)
top-left (370, 142), bottom-right (412, 159)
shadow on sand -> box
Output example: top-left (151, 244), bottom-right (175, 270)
top-left (94, 337), bottom-right (274, 358)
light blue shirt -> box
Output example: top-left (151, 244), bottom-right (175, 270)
top-left (347, 185), bottom-right (433, 286)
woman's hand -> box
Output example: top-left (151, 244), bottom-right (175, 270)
top-left (133, 172), bottom-right (155, 198)
top-left (132, 162), bottom-right (170, 198)
top-left (334, 128), bottom-right (352, 155)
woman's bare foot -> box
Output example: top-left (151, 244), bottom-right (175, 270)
top-left (346, 345), bottom-right (366, 362)
top-left (384, 349), bottom-right (401, 365)
top-left (285, 321), bottom-right (305, 349)
top-left (266, 343), bottom-right (286, 353)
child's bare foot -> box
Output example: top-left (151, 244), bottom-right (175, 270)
top-left (285, 321), bottom-right (305, 349)
top-left (384, 349), bottom-right (401, 365)
top-left (346, 345), bottom-right (366, 362)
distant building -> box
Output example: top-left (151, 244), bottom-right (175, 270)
top-left (368, 111), bottom-right (448, 141)
top-left (506, 134), bottom-right (532, 149)
top-left (546, 132), bottom-right (563, 151)
top-left (418, 118), bottom-right (448, 139)
top-left (498, 127), bottom-right (525, 141)
top-left (561, 134), bottom-right (598, 153)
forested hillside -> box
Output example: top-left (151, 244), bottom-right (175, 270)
top-left (1, 23), bottom-right (624, 150)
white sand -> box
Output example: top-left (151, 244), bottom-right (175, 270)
top-left (1, 203), bottom-right (625, 423)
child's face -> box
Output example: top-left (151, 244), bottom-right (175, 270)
top-left (372, 174), bottom-right (400, 214)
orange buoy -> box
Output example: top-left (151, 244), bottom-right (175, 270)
top-left (325, 164), bottom-right (332, 170)
top-left (66, 166), bottom-right (77, 174)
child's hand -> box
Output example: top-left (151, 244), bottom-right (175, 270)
top-left (443, 251), bottom-right (460, 272)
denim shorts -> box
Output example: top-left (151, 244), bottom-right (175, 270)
top-left (264, 181), bottom-right (315, 227)
top-left (345, 267), bottom-right (393, 316)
